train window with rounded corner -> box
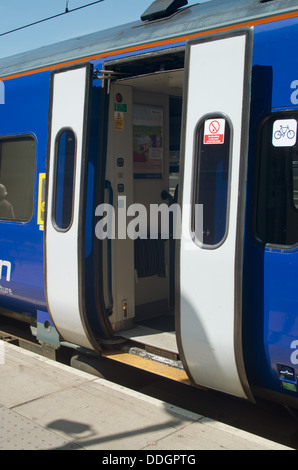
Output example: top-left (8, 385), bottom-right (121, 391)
top-left (192, 115), bottom-right (232, 248)
top-left (0, 136), bottom-right (36, 222)
top-left (53, 128), bottom-right (76, 231)
top-left (256, 113), bottom-right (298, 247)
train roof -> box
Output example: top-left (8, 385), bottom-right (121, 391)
top-left (0, 0), bottom-right (297, 79)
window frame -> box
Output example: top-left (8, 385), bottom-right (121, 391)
top-left (0, 134), bottom-right (36, 223)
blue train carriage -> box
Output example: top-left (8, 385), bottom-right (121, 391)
top-left (0, 0), bottom-right (298, 408)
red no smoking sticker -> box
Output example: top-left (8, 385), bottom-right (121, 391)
top-left (204, 118), bottom-right (226, 144)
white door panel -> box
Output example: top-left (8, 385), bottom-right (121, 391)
top-left (46, 64), bottom-right (93, 349)
top-left (179, 30), bottom-right (253, 399)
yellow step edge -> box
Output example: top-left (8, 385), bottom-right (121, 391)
top-left (102, 349), bottom-right (192, 385)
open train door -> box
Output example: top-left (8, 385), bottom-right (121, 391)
top-left (45, 63), bottom-right (96, 350)
top-left (178, 29), bottom-right (254, 399)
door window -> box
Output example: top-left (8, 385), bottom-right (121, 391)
top-left (192, 115), bottom-right (232, 247)
top-left (53, 128), bottom-right (76, 230)
top-left (256, 113), bottom-right (298, 246)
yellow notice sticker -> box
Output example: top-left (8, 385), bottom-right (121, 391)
top-left (114, 111), bottom-right (124, 130)
top-left (37, 173), bottom-right (46, 228)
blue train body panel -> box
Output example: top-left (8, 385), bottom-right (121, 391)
top-left (253, 16), bottom-right (298, 109)
top-left (0, 72), bottom-right (51, 317)
top-left (244, 16), bottom-right (298, 400)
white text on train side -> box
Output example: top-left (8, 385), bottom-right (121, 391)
top-left (290, 80), bottom-right (298, 104)
top-left (0, 260), bottom-right (11, 282)
top-left (290, 340), bottom-right (298, 365)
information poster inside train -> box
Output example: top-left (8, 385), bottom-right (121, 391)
top-left (133, 104), bottom-right (163, 178)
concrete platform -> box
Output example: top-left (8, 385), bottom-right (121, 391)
top-left (0, 340), bottom-right (292, 450)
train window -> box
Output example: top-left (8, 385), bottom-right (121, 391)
top-left (53, 129), bottom-right (76, 231)
top-left (0, 136), bottom-right (36, 222)
top-left (192, 115), bottom-right (232, 247)
top-left (256, 114), bottom-right (298, 246)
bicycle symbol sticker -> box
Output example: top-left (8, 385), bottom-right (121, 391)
top-left (272, 119), bottom-right (297, 147)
